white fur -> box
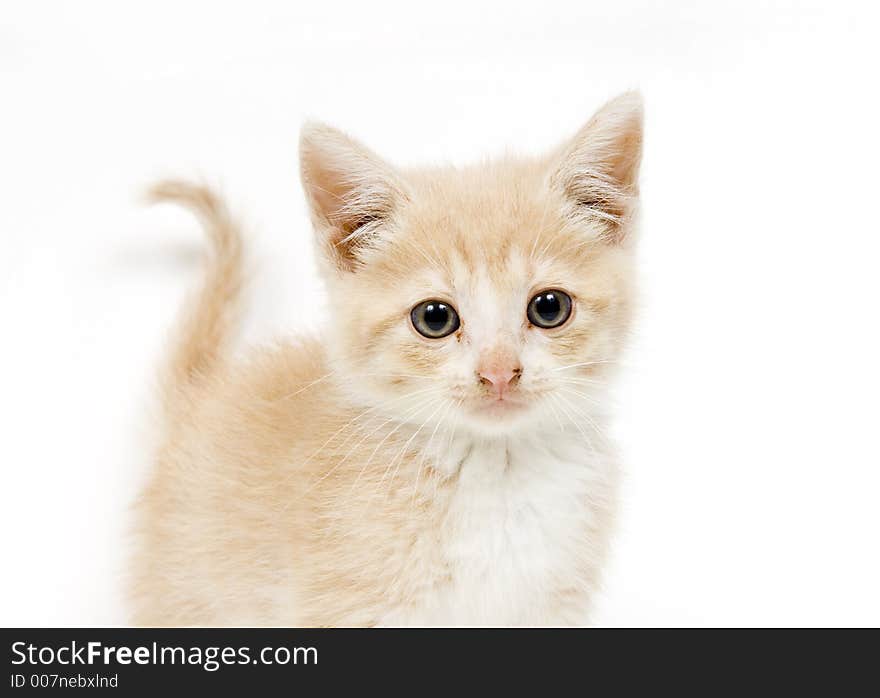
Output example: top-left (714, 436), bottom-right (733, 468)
top-left (378, 430), bottom-right (613, 626)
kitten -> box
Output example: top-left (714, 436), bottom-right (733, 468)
top-left (130, 92), bottom-right (643, 626)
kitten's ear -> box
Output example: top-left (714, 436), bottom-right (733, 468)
top-left (299, 123), bottom-right (406, 272)
top-left (550, 92), bottom-right (643, 243)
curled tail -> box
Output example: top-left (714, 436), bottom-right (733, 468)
top-left (146, 180), bottom-right (244, 402)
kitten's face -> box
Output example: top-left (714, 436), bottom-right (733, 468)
top-left (301, 93), bottom-right (642, 437)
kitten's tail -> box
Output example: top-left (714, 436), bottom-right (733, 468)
top-left (146, 180), bottom-right (243, 401)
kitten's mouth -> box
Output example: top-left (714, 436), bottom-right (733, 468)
top-left (471, 397), bottom-right (527, 418)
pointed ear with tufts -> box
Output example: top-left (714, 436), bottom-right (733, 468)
top-left (550, 92), bottom-right (644, 243)
top-left (299, 123), bottom-right (406, 272)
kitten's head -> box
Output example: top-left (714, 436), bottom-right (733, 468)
top-left (300, 93), bottom-right (642, 437)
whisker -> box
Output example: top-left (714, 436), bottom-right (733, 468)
top-left (555, 382), bottom-right (605, 405)
top-left (430, 399), bottom-right (463, 502)
top-left (555, 375), bottom-right (608, 387)
top-left (345, 396), bottom-right (441, 495)
top-left (401, 236), bottom-right (446, 273)
top-left (556, 381), bottom-right (620, 410)
top-left (409, 399), bottom-right (455, 505)
top-left (551, 392), bottom-right (598, 457)
top-left (300, 387), bottom-right (442, 494)
top-left (306, 385), bottom-right (438, 464)
top-left (551, 359), bottom-right (620, 372)
top-left (278, 370), bottom-right (433, 400)
top-left (379, 398), bottom-right (450, 490)
top-left (278, 369), bottom-right (338, 400)
top-left (543, 394), bottom-right (566, 433)
top-left (556, 388), bottom-right (609, 442)
top-left (529, 189), bottom-right (555, 261)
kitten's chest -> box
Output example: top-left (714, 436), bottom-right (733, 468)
top-left (386, 437), bottom-right (609, 626)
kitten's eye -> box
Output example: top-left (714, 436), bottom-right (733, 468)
top-left (527, 290), bottom-right (572, 329)
top-left (410, 300), bottom-right (460, 339)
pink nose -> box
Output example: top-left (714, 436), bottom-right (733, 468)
top-left (478, 365), bottom-right (522, 398)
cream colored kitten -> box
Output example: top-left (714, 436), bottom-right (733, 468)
top-left (131, 92), bottom-right (643, 626)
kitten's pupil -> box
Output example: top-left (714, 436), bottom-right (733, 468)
top-left (424, 303), bottom-right (449, 332)
top-left (534, 293), bottom-right (561, 322)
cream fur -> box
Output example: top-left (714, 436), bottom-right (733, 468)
top-left (130, 92), bottom-right (643, 626)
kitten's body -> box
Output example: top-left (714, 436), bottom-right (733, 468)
top-left (131, 94), bottom-right (642, 626)
top-left (133, 342), bottom-right (617, 626)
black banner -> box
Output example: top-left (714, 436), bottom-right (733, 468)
top-left (2, 628), bottom-right (875, 693)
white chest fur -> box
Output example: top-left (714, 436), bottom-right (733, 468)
top-left (382, 432), bottom-right (614, 626)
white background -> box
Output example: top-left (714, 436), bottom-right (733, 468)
top-left (1, 1), bottom-right (878, 626)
